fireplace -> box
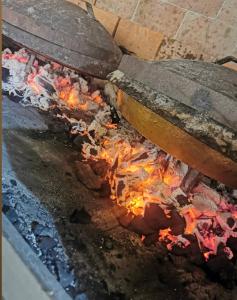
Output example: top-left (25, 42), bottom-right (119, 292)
top-left (2, 1), bottom-right (237, 299)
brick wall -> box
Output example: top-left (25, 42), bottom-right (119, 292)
top-left (67, 0), bottom-right (237, 62)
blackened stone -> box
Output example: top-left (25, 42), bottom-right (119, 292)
top-left (38, 236), bottom-right (57, 250)
top-left (10, 179), bottom-right (17, 186)
top-left (128, 215), bottom-right (154, 235)
top-left (144, 203), bottom-right (171, 230)
top-left (69, 208), bottom-right (91, 224)
top-left (176, 194), bottom-right (189, 207)
top-left (170, 210), bottom-right (186, 236)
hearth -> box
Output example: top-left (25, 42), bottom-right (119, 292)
top-left (2, 1), bottom-right (237, 300)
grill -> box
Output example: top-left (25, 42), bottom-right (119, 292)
top-left (2, 1), bottom-right (237, 299)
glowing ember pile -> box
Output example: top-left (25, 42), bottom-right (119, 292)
top-left (3, 48), bottom-right (237, 261)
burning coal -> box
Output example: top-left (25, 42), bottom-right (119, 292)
top-left (3, 48), bottom-right (237, 261)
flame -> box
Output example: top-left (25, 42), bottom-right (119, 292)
top-left (3, 48), bottom-right (237, 262)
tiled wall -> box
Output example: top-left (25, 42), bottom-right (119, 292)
top-left (67, 0), bottom-right (237, 62)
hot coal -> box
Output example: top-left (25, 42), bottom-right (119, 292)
top-left (144, 203), bottom-right (171, 230)
top-left (169, 209), bottom-right (186, 236)
top-left (69, 208), bottom-right (91, 224)
top-left (128, 215), bottom-right (155, 235)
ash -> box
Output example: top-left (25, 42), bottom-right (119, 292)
top-left (2, 47), bottom-right (237, 299)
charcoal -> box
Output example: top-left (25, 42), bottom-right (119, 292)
top-left (117, 181), bottom-right (125, 197)
top-left (227, 217), bottom-right (235, 228)
top-left (206, 255), bottom-right (236, 288)
top-left (227, 236), bottom-right (237, 253)
top-left (74, 161), bottom-right (102, 190)
top-left (90, 159), bottom-right (109, 177)
top-left (31, 221), bottom-right (45, 235)
top-left (169, 209), bottom-right (186, 235)
top-left (143, 233), bottom-right (158, 246)
top-left (99, 181), bottom-right (111, 197)
top-left (176, 194), bottom-right (189, 207)
top-left (10, 179), bottom-right (17, 186)
top-left (73, 134), bottom-right (90, 151)
top-left (31, 221), bottom-right (55, 238)
top-left (144, 203), bottom-right (171, 230)
top-left (128, 215), bottom-right (155, 235)
top-left (48, 121), bottom-right (69, 133)
top-left (104, 238), bottom-right (114, 250)
top-left (109, 291), bottom-right (126, 300)
top-left (38, 236), bottom-right (57, 250)
top-left (4, 206), bottom-right (18, 223)
top-left (56, 262), bottom-right (75, 288)
top-left (180, 168), bottom-right (201, 194)
top-left (178, 235), bottom-right (205, 265)
top-left (118, 212), bottom-right (134, 228)
top-left (69, 208), bottom-right (91, 224)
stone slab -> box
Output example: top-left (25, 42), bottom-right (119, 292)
top-left (133, 0), bottom-right (185, 37)
top-left (114, 19), bottom-right (164, 60)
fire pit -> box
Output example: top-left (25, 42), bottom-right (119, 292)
top-left (2, 1), bottom-right (237, 299)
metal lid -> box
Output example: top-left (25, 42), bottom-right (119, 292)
top-left (108, 56), bottom-right (237, 187)
top-left (3, 0), bottom-right (122, 78)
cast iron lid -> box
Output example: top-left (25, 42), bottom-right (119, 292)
top-left (108, 56), bottom-right (237, 187)
top-left (2, 0), bottom-right (122, 78)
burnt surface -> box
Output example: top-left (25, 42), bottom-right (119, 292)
top-left (108, 69), bottom-right (237, 163)
top-left (2, 0), bottom-right (122, 78)
top-left (3, 96), bottom-right (237, 300)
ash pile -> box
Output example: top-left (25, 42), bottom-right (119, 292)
top-left (2, 47), bottom-right (237, 296)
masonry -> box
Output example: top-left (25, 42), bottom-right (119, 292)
top-left (67, 0), bottom-right (237, 62)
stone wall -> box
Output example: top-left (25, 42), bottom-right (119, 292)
top-left (67, 0), bottom-right (237, 62)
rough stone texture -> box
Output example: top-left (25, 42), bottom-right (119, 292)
top-left (133, 0), bottom-right (185, 37)
top-left (96, 0), bottom-right (139, 19)
top-left (218, 0), bottom-right (237, 27)
top-left (114, 18), bottom-right (164, 60)
top-left (167, 0), bottom-right (225, 17)
top-left (176, 12), bottom-right (237, 60)
top-left (156, 36), bottom-right (214, 61)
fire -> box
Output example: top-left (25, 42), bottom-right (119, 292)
top-left (3, 48), bottom-right (237, 261)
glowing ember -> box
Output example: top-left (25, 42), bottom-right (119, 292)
top-left (2, 48), bottom-right (237, 260)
